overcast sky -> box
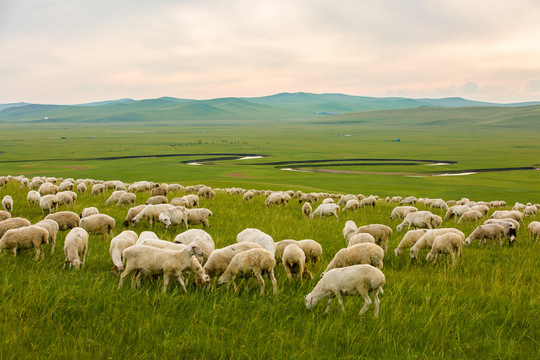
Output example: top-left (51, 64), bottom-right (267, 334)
top-left (1, 0), bottom-right (539, 104)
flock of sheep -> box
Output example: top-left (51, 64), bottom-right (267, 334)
top-left (1, 175), bottom-right (539, 317)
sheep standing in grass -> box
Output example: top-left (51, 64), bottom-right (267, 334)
top-left (38, 183), bottom-right (59, 196)
top-left (302, 202), bottom-right (312, 218)
top-left (35, 219), bottom-right (59, 254)
top-left (243, 191), bottom-right (254, 202)
top-left (146, 195), bottom-right (168, 205)
top-left (0, 217), bottom-right (32, 238)
top-left (528, 221), bottom-right (540, 242)
top-left (490, 210), bottom-right (524, 224)
top-left (348, 233), bottom-right (376, 246)
top-left (0, 211), bottom-right (11, 221)
top-left (218, 248), bottom-right (277, 295)
top-left (305, 264), bottom-right (385, 317)
top-left (63, 227), bottom-right (88, 269)
top-left (0, 225), bottom-right (48, 259)
top-left (76, 182), bottom-right (87, 194)
top-left (27, 190), bottom-right (41, 205)
top-left (523, 205), bottom-right (537, 217)
top-left (132, 204), bottom-right (174, 226)
top-left (109, 230), bottom-right (138, 272)
top-left (410, 228), bottom-right (465, 259)
top-left (45, 211), bottom-right (80, 231)
top-left (119, 243), bottom-right (203, 293)
top-left (396, 211), bottom-right (441, 231)
top-left (237, 228), bottom-right (275, 255)
top-left (394, 229), bottom-right (426, 256)
top-left (80, 207), bottom-right (99, 218)
top-left (158, 206), bottom-right (189, 229)
top-left (186, 208), bottom-right (213, 228)
top-left (310, 203), bottom-right (340, 220)
top-left (297, 239), bottom-right (323, 267)
top-left (91, 184), bottom-right (105, 196)
top-left (426, 233), bottom-right (464, 265)
top-left (123, 205), bottom-right (147, 227)
top-left (106, 190), bottom-right (127, 205)
top-left (342, 199), bottom-right (360, 212)
top-left (465, 224), bottom-right (506, 246)
top-left (39, 194), bottom-right (59, 214)
top-left (400, 196), bottom-right (417, 205)
top-left (203, 242), bottom-right (262, 278)
top-left (173, 228), bottom-right (215, 265)
top-left (354, 224), bottom-right (393, 252)
top-left (359, 196), bottom-right (377, 208)
top-left (321, 243), bottom-right (384, 277)
top-left (390, 206), bottom-right (418, 220)
top-left (80, 214), bottom-right (116, 238)
top-left (2, 195), bottom-right (13, 213)
top-left (337, 194), bottom-right (357, 206)
top-left (282, 244), bottom-right (312, 280)
top-left (117, 193), bottom-right (137, 207)
top-left (457, 210), bottom-right (484, 224)
top-left (343, 220), bottom-right (358, 243)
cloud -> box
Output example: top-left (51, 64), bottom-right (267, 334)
top-left (526, 80), bottom-right (540, 93)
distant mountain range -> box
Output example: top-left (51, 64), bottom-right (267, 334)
top-left (0, 92), bottom-right (539, 123)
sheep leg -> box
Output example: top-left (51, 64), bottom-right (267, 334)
top-left (268, 268), bottom-right (277, 294)
top-left (284, 263), bottom-right (293, 280)
top-left (304, 264), bottom-right (313, 280)
top-left (118, 268), bottom-right (132, 289)
top-left (358, 288), bottom-right (372, 315)
top-left (231, 278), bottom-right (238, 292)
top-left (450, 251), bottom-right (456, 266)
top-left (324, 295), bottom-right (334, 314)
top-left (372, 288), bottom-right (381, 318)
top-left (253, 270), bottom-right (265, 295)
top-left (82, 247), bottom-right (87, 266)
top-left (334, 291), bottom-right (345, 313)
top-left (13, 248), bottom-right (18, 257)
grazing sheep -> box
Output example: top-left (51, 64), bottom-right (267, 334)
top-left (35, 219), bottom-right (59, 254)
top-left (91, 184), bottom-right (105, 196)
top-left (76, 182), bottom-right (87, 194)
top-left (465, 224), bottom-right (506, 246)
top-left (322, 198), bottom-right (335, 204)
top-left (348, 233), bottom-right (376, 246)
top-left (146, 195), bottom-right (168, 205)
top-left (0, 225), bottom-right (48, 259)
top-left (132, 204), bottom-right (174, 226)
top-left (58, 180), bottom-right (74, 191)
top-left (45, 211), bottom-right (81, 231)
top-left (56, 192), bottom-right (74, 207)
top-left (457, 210), bottom-right (484, 224)
top-left (305, 264), bottom-right (385, 317)
top-left (27, 190), bottom-right (41, 205)
top-left (158, 206), bottom-right (189, 229)
top-left (321, 243), bottom-right (384, 278)
top-left (173, 229), bottom-right (215, 265)
top-left (186, 208), bottom-right (213, 228)
top-left (237, 228), bottom-right (276, 255)
top-left (243, 191), bottom-right (255, 202)
top-left (297, 239), bottom-right (323, 267)
top-left (444, 205), bottom-right (471, 220)
top-left (123, 205), bottom-right (147, 227)
top-left (2, 195), bottom-right (13, 213)
top-left (170, 197), bottom-right (189, 207)
top-left (109, 230), bottom-right (139, 272)
top-left (427, 198), bottom-right (449, 211)
top-left (203, 242), bottom-right (262, 278)
top-left (181, 194), bottom-right (199, 208)
top-left (167, 184), bottom-right (184, 193)
top-left (265, 192), bottom-right (290, 206)
top-left (0, 217), bottom-right (32, 238)
top-left (106, 190), bottom-right (127, 205)
top-left (523, 205), bottom-right (537, 217)
top-left (38, 182), bottom-right (59, 196)
top-left (343, 199), bottom-right (360, 212)
top-left (359, 196), bottom-right (377, 208)
top-left (470, 205), bottom-right (489, 216)
top-left (528, 221), bottom-right (540, 242)
top-left (63, 227), bottom-right (89, 269)
top-left (390, 206), bottom-right (418, 220)
top-left (117, 192), bottom-right (137, 207)
top-left (396, 211), bottom-right (441, 232)
top-left (484, 218), bottom-right (520, 232)
top-left (0, 210), bottom-right (11, 221)
top-left (218, 248), bottom-right (277, 295)
top-left (197, 186), bottom-right (215, 199)
top-left (151, 185), bottom-right (168, 197)
top-left (394, 229), bottom-right (427, 256)
top-left (410, 228), bottom-right (465, 259)
top-left (490, 210), bottom-right (524, 224)
top-left (400, 196), bottom-right (417, 205)
top-left (426, 233), bottom-right (464, 265)
top-left (337, 194), bottom-right (357, 206)
top-left (310, 203), bottom-right (340, 221)
top-left (80, 207), bottom-right (99, 218)
top-left (388, 196), bottom-right (403, 204)
top-left (80, 214), bottom-right (116, 238)
top-left (282, 244), bottom-right (312, 280)
top-left (39, 194), bottom-right (59, 214)
top-left (302, 202), bottom-right (312, 218)
top-left (119, 243), bottom-right (204, 293)
top-left (343, 220), bottom-right (358, 243)
top-left (354, 224), bottom-right (393, 252)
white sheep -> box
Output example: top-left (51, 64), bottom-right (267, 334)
top-left (444, 205), bottom-right (471, 220)
top-left (354, 224), bottom-right (393, 252)
top-left (426, 233), bottom-right (464, 265)
top-left (35, 219), bottom-right (59, 254)
top-left (146, 195), bottom-right (168, 205)
top-left (310, 203), bottom-right (340, 220)
top-left (282, 244), bottom-right (312, 280)
top-left (490, 210), bottom-right (524, 224)
top-left (63, 227), bottom-right (89, 269)
top-left (80, 207), bottom-right (100, 218)
top-left (427, 198), bottom-right (449, 211)
top-left (173, 228), bottom-right (215, 265)
top-left (0, 217), bottom-right (32, 238)
top-left (348, 233), bottom-right (376, 246)
top-left (400, 196), bottom-right (417, 205)
top-left (76, 182), bottom-right (87, 194)
top-left (158, 206), bottom-right (189, 229)
top-left (203, 242), bottom-right (262, 278)
top-left (218, 248), bottom-right (277, 295)
top-left (390, 206), bottom-right (418, 220)
top-left (80, 214), bottom-right (116, 238)
top-left (396, 211), bottom-right (441, 232)
top-left (302, 202), bottom-right (312, 218)
top-left (343, 199), bottom-right (360, 212)
top-left (91, 184), bottom-right (105, 196)
top-left (343, 220), bottom-right (358, 243)
top-left (181, 194), bottom-right (199, 207)
top-left (359, 196), bottom-right (377, 208)
top-left (39, 194), bottom-right (59, 214)
top-left (237, 228), bottom-right (275, 255)
top-left (186, 208), bottom-right (213, 228)
top-left (109, 230), bottom-right (138, 272)
top-left (410, 228), bottom-right (465, 259)
top-left (45, 211), bottom-right (81, 231)
top-left (523, 205), bottom-right (537, 217)
top-left (116, 192), bottom-right (136, 207)
top-left (337, 194), bottom-right (357, 205)
top-left (27, 190), bottom-right (41, 205)
top-left (56, 192), bottom-right (74, 207)
top-left (321, 243), bottom-right (384, 278)
top-left (151, 185), bottom-right (168, 197)
top-left (119, 243), bottom-right (203, 293)
top-left (528, 221), bottom-right (540, 242)
top-left (0, 210), bottom-right (11, 221)
top-left (465, 224), bottom-right (506, 246)
top-left (305, 264), bottom-right (385, 317)
top-left (105, 190), bottom-right (127, 205)
top-left (265, 192), bottom-right (289, 206)
top-left (2, 195), bottom-right (13, 213)
top-left (38, 182), bottom-right (59, 196)
top-left (470, 205), bottom-right (489, 216)
top-left (394, 229), bottom-right (427, 256)
top-left (0, 225), bottom-right (48, 260)
top-left (457, 210), bottom-right (484, 224)
top-left (123, 205), bottom-right (147, 227)
top-left (132, 204), bottom-right (174, 226)
top-left (297, 239), bottom-right (323, 267)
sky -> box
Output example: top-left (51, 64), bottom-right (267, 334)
top-left (1, 0), bottom-right (540, 104)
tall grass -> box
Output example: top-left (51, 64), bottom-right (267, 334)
top-left (0, 181), bottom-right (538, 358)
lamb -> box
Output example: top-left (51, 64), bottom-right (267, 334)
top-left (218, 248), bottom-right (277, 295)
top-left (490, 210), bottom-right (524, 224)
top-left (80, 207), bottom-right (99, 218)
top-left (39, 194), bottom-right (59, 213)
top-left (465, 224), bottom-right (506, 246)
top-left (359, 196), bottom-right (377, 208)
top-left (394, 229), bottom-right (427, 256)
top-left (321, 243), bottom-right (384, 278)
top-left (80, 214), bottom-right (116, 238)
top-left (173, 228), bottom-right (215, 265)
top-left (2, 195), bottom-right (13, 213)
top-left (310, 203), bottom-right (340, 220)
top-left (186, 208), bottom-right (213, 228)
top-left (146, 195), bottom-right (168, 205)
top-left (132, 204), bottom-right (174, 226)
top-left (117, 192), bottom-right (137, 207)
top-left (343, 199), bottom-right (360, 211)
top-left (237, 228), bottom-right (275, 255)
top-left (348, 233), bottom-right (376, 246)
top-left (354, 224), bottom-right (393, 252)
top-left (528, 221), bottom-right (540, 242)
top-left (45, 211), bottom-right (81, 231)
top-left (34, 219), bottom-right (59, 254)
top-left (158, 206), bottom-right (189, 229)
top-left (105, 190), bottom-right (127, 205)
top-left (63, 227), bottom-right (89, 269)
top-left (76, 182), bottom-right (87, 194)
top-left (27, 190), bottom-right (41, 205)
top-left (0, 217), bottom-right (32, 238)
top-left (109, 230), bottom-right (139, 272)
top-left (410, 228), bottom-right (465, 259)
top-left (302, 202), bottom-right (312, 218)
top-left (282, 244), bottom-right (312, 280)
top-left (396, 211), bottom-right (441, 232)
top-left (457, 210), bottom-right (484, 224)
top-left (390, 206), bottom-right (418, 220)
top-left (123, 205), bottom-right (147, 227)
top-left (0, 210), bottom-right (11, 221)
top-left (426, 233), bottom-right (464, 265)
top-left (0, 225), bottom-right (48, 259)
top-left (305, 264), bottom-right (385, 317)
top-left (119, 243), bottom-right (204, 293)
top-left (203, 242), bottom-right (262, 278)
